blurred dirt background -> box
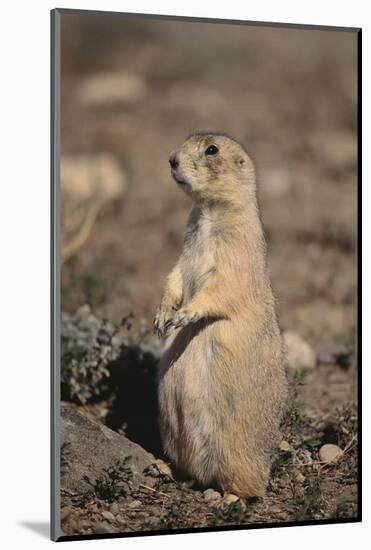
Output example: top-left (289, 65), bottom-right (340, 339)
top-left (59, 12), bottom-right (358, 537)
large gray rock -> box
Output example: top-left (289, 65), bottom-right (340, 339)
top-left (60, 403), bottom-right (155, 494)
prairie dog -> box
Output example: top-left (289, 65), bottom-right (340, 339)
top-left (154, 133), bottom-right (287, 497)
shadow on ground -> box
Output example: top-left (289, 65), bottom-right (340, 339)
top-left (105, 344), bottom-right (163, 457)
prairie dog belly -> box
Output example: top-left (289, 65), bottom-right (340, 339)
top-left (181, 211), bottom-right (215, 303)
top-left (158, 315), bottom-right (285, 494)
top-left (158, 320), bottom-right (223, 485)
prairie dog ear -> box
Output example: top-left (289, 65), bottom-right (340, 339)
top-left (235, 157), bottom-right (246, 168)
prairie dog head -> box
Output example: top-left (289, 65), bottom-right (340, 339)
top-left (169, 133), bottom-right (256, 206)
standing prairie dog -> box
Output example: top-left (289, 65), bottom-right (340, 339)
top-left (154, 133), bottom-right (287, 497)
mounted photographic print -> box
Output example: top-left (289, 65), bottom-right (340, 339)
top-left (51, 8), bottom-right (361, 542)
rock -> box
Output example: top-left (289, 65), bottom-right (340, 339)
top-left (78, 519), bottom-right (91, 530)
top-left (128, 499), bottom-right (142, 509)
top-left (92, 521), bottom-right (116, 534)
top-left (61, 153), bottom-right (127, 203)
top-left (60, 403), bottom-right (155, 495)
top-left (283, 331), bottom-right (316, 370)
top-left (136, 511), bottom-right (149, 519)
top-left (221, 494), bottom-right (240, 505)
top-left (76, 304), bottom-right (92, 318)
top-left (61, 154), bottom-right (127, 263)
top-left (60, 507), bottom-right (73, 521)
top-left (269, 505), bottom-right (281, 514)
top-left (101, 511), bottom-right (115, 523)
top-left (279, 440), bottom-right (291, 452)
top-left (144, 464), bottom-right (160, 478)
top-left (109, 503), bottom-right (120, 515)
top-left (294, 471), bottom-right (305, 484)
top-left (150, 459), bottom-right (174, 479)
top-left (203, 488), bottom-right (222, 503)
top-left (76, 71), bottom-right (147, 107)
top-left (216, 494), bottom-right (246, 511)
top-left (319, 444), bottom-right (343, 463)
top-left (116, 514), bottom-right (126, 525)
top-left (269, 505), bottom-right (287, 519)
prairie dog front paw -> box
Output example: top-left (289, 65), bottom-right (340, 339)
top-left (160, 307), bottom-right (201, 335)
top-left (154, 303), bottom-right (179, 337)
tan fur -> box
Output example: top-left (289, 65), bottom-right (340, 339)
top-left (155, 133), bottom-right (288, 497)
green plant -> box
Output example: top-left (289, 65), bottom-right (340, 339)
top-left (158, 500), bottom-right (187, 529)
top-left (331, 492), bottom-right (357, 519)
top-left (270, 450), bottom-right (293, 479)
top-left (281, 370), bottom-right (311, 437)
top-left (295, 478), bottom-right (322, 521)
top-left (80, 457), bottom-right (133, 506)
top-left (61, 306), bottom-right (123, 404)
top-left (301, 436), bottom-right (322, 451)
top-left (210, 501), bottom-right (252, 526)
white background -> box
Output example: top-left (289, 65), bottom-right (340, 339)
top-left (0, 0), bottom-right (368, 548)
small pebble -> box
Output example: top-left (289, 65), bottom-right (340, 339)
top-left (203, 488), bottom-right (221, 503)
top-left (78, 519), bottom-right (91, 530)
top-left (221, 494), bottom-right (240, 505)
top-left (145, 464), bottom-right (160, 478)
top-left (110, 503), bottom-right (119, 515)
top-left (269, 505), bottom-right (287, 519)
top-left (116, 514), bottom-right (126, 525)
top-left (76, 304), bottom-right (92, 318)
top-left (139, 511), bottom-right (149, 518)
top-left (279, 440), bottom-right (291, 452)
top-left (151, 459), bottom-right (174, 479)
top-left (283, 331), bottom-right (316, 370)
top-left (92, 521), bottom-right (115, 534)
top-left (60, 507), bottom-right (73, 521)
top-left (101, 510), bottom-right (115, 523)
top-left (319, 444), bottom-right (343, 463)
top-left (294, 471), bottom-right (306, 483)
top-left (128, 499), bottom-right (142, 509)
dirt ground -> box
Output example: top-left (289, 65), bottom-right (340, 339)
top-left (59, 13), bottom-right (359, 537)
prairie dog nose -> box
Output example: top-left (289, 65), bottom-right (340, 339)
top-left (169, 151), bottom-right (179, 170)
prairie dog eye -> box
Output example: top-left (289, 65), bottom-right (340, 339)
top-left (205, 145), bottom-right (219, 156)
